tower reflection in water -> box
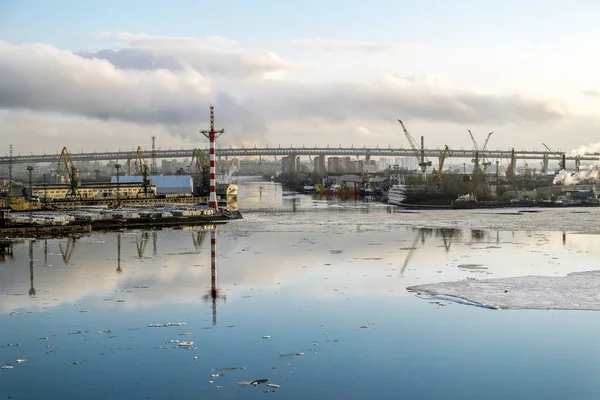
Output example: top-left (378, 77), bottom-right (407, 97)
top-left (113, 227), bottom-right (225, 324)
top-left (203, 227), bottom-right (225, 325)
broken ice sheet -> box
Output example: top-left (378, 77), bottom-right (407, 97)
top-left (408, 270), bottom-right (600, 310)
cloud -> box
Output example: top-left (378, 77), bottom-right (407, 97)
top-left (296, 38), bottom-right (420, 54)
top-left (354, 126), bottom-right (379, 138)
top-left (91, 32), bottom-right (238, 49)
top-left (581, 88), bottom-right (600, 97)
top-left (0, 41), bottom-right (211, 124)
top-left (0, 34), bottom-right (576, 152)
top-left (83, 32), bottom-right (296, 81)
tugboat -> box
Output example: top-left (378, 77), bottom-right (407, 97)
top-left (451, 193), bottom-right (478, 209)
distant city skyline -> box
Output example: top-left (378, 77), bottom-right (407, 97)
top-left (1, 0), bottom-right (600, 155)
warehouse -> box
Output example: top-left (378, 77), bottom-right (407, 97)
top-left (110, 175), bottom-right (194, 195)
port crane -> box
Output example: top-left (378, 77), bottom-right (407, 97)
top-left (542, 143), bottom-right (566, 172)
top-left (134, 147), bottom-right (155, 197)
top-left (397, 119), bottom-right (431, 181)
top-left (468, 130), bottom-right (494, 172)
top-left (57, 147), bottom-right (81, 198)
top-left (432, 145), bottom-right (451, 178)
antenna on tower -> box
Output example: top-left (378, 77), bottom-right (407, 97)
top-left (151, 136), bottom-right (157, 175)
top-left (8, 144), bottom-right (13, 198)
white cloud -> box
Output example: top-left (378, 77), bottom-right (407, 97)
top-left (354, 126), bottom-right (379, 138)
top-left (0, 34), bottom-right (590, 154)
top-left (296, 37), bottom-right (420, 54)
top-left (91, 32), bottom-right (239, 50)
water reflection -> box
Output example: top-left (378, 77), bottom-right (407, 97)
top-left (117, 232), bottom-right (122, 273)
top-left (0, 239), bottom-right (14, 262)
top-left (59, 237), bottom-right (76, 265)
top-left (29, 239), bottom-right (35, 296)
top-left (135, 232), bottom-right (149, 258)
top-left (202, 228), bottom-right (225, 325)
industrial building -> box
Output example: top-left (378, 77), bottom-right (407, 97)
top-left (32, 182), bottom-right (157, 200)
top-left (111, 175), bottom-right (194, 195)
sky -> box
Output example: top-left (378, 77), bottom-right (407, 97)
top-left (1, 0), bottom-right (600, 156)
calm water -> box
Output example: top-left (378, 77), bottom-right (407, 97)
top-left (2, 177), bottom-right (600, 399)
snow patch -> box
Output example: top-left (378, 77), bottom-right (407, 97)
top-left (408, 270), bottom-right (600, 310)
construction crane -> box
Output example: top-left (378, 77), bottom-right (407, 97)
top-left (397, 119), bottom-right (431, 181)
top-left (57, 147), bottom-right (81, 198)
top-left (542, 143), bottom-right (566, 172)
top-left (468, 130), bottom-right (494, 172)
top-left (134, 146), bottom-right (155, 197)
top-left (431, 145), bottom-right (451, 183)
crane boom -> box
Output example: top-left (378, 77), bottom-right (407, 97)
top-left (397, 119), bottom-right (431, 180)
top-left (468, 130), bottom-right (480, 151)
top-left (398, 119), bottom-right (420, 158)
top-left (542, 143), bottom-right (566, 170)
top-left (57, 147), bottom-right (81, 198)
top-left (134, 146), bottom-right (155, 197)
top-left (481, 132), bottom-right (494, 151)
top-left (439, 145), bottom-right (451, 173)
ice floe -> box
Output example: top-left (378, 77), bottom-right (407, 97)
top-left (408, 270), bottom-right (600, 310)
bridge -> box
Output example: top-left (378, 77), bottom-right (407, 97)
top-left (0, 146), bottom-right (597, 167)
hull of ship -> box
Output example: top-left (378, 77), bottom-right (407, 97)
top-left (316, 190), bottom-right (358, 197)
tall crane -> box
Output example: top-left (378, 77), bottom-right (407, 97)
top-left (134, 146), bottom-right (155, 197)
top-left (397, 119), bottom-right (431, 181)
top-left (433, 145), bottom-right (451, 181)
top-left (468, 130), bottom-right (494, 172)
top-left (57, 147), bottom-right (81, 198)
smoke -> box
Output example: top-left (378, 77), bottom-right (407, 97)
top-left (553, 162), bottom-right (600, 185)
top-left (569, 142), bottom-right (600, 156)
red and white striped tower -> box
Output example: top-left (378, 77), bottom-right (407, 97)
top-left (200, 105), bottom-right (224, 210)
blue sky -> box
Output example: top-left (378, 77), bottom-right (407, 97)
top-left (3, 0), bottom-right (600, 52)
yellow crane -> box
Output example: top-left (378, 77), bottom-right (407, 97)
top-left (57, 147), bottom-right (81, 198)
top-left (134, 147), bottom-right (155, 197)
top-left (432, 145), bottom-right (451, 177)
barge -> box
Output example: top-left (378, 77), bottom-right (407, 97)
top-left (0, 207), bottom-right (242, 238)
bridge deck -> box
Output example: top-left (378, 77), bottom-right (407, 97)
top-left (1, 147), bottom-right (597, 165)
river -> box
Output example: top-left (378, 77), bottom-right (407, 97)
top-left (1, 176), bottom-right (600, 399)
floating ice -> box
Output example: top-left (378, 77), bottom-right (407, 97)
top-left (408, 270), bottom-right (600, 310)
top-left (147, 322), bottom-right (187, 328)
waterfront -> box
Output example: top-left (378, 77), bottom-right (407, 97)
top-left (2, 177), bottom-right (600, 399)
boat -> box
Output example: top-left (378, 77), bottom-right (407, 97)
top-left (450, 193), bottom-right (478, 209)
top-left (217, 183), bottom-right (238, 198)
top-left (315, 184), bottom-right (358, 197)
top-left (387, 185), bottom-right (407, 206)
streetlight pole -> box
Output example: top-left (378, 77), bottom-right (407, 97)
top-left (27, 165), bottom-right (34, 216)
top-left (27, 166), bottom-right (34, 199)
top-left (115, 163), bottom-right (121, 201)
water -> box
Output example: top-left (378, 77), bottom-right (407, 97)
top-left (2, 176), bottom-right (600, 399)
